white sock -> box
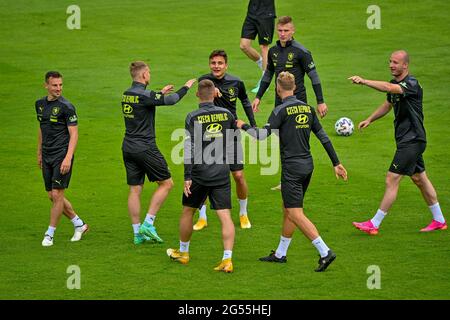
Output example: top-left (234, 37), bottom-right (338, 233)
top-left (179, 241), bottom-right (190, 253)
top-left (199, 205), bottom-right (207, 220)
top-left (239, 198), bottom-right (248, 216)
top-left (223, 250), bottom-right (232, 260)
top-left (46, 226), bottom-right (56, 237)
top-left (71, 215), bottom-right (84, 228)
top-left (275, 235), bottom-right (292, 258)
top-left (370, 209), bottom-right (386, 228)
top-left (256, 56), bottom-right (263, 70)
top-left (429, 203), bottom-right (445, 223)
top-left (145, 213), bottom-right (156, 225)
top-left (132, 223), bottom-right (141, 234)
top-left (312, 236), bottom-right (330, 258)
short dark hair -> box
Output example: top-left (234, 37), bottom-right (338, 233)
top-left (45, 71), bottom-right (62, 82)
top-left (209, 49), bottom-right (228, 63)
top-left (197, 79), bottom-right (215, 100)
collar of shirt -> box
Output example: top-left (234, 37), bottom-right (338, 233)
top-left (199, 102), bottom-right (215, 109)
top-left (132, 81), bottom-right (147, 89)
top-left (277, 39), bottom-right (293, 48)
top-left (282, 95), bottom-right (299, 103)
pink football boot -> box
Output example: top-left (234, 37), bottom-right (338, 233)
top-left (353, 220), bottom-right (379, 235)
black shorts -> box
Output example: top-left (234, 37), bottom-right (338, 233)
top-left (229, 131), bottom-right (244, 172)
top-left (123, 147), bottom-right (171, 185)
top-left (241, 15), bottom-right (275, 45)
top-left (389, 142), bottom-right (426, 176)
top-left (182, 180), bottom-right (231, 210)
top-left (281, 172), bottom-right (313, 208)
top-left (42, 155), bottom-right (74, 192)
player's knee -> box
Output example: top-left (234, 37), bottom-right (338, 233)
top-left (51, 189), bottom-right (64, 201)
top-left (385, 172), bottom-right (400, 187)
top-left (232, 171), bottom-right (245, 184)
top-left (240, 40), bottom-right (250, 52)
top-left (47, 192), bottom-right (54, 202)
top-left (161, 178), bottom-right (174, 190)
top-left (411, 174), bottom-right (423, 186)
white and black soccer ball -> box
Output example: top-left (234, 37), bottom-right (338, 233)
top-left (335, 117), bottom-right (354, 136)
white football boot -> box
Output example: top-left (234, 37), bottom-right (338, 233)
top-left (42, 234), bottom-right (54, 247)
top-left (71, 224), bottom-right (89, 242)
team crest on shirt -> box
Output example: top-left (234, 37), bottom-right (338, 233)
top-left (52, 106), bottom-right (60, 116)
top-left (228, 88), bottom-right (236, 96)
top-left (288, 52), bottom-right (295, 61)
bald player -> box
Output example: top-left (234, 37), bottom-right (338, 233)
top-left (349, 50), bottom-right (447, 235)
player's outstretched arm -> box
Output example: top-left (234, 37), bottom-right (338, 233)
top-left (161, 79), bottom-right (196, 106)
top-left (348, 76), bottom-right (403, 94)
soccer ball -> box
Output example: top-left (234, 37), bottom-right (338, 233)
top-left (335, 117), bottom-right (354, 136)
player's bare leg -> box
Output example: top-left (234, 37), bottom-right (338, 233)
top-left (167, 206), bottom-right (195, 264)
top-left (232, 170), bottom-right (251, 228)
top-left (214, 209), bottom-right (235, 273)
top-left (411, 172), bottom-right (447, 231)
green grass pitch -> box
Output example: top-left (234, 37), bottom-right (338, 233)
top-left (0, 0), bottom-right (449, 299)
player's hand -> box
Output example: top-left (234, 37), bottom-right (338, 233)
top-left (235, 119), bottom-right (246, 129)
top-left (60, 156), bottom-right (72, 175)
top-left (184, 180), bottom-right (192, 197)
top-left (184, 79), bottom-right (197, 88)
top-left (334, 164), bottom-right (348, 181)
top-left (317, 103), bottom-right (328, 118)
top-left (214, 87), bottom-right (222, 98)
top-left (252, 98), bottom-right (261, 112)
top-left (358, 119), bottom-right (371, 131)
top-left (37, 153), bottom-right (42, 169)
top-left (348, 76), bottom-right (366, 85)
top-left (161, 85), bottom-right (174, 94)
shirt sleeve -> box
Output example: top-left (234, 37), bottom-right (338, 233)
top-left (256, 50), bottom-right (275, 99)
top-left (65, 104), bottom-right (78, 126)
top-left (142, 90), bottom-right (165, 107)
top-left (238, 81), bottom-right (257, 126)
top-left (242, 109), bottom-right (281, 140)
top-left (311, 109), bottom-right (340, 166)
top-left (398, 78), bottom-right (420, 97)
top-left (184, 115), bottom-right (194, 181)
top-left (300, 50), bottom-right (325, 104)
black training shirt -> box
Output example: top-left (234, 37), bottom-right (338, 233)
top-left (199, 73), bottom-right (256, 127)
top-left (387, 74), bottom-right (426, 145)
top-left (35, 96), bottom-right (78, 158)
top-left (242, 96), bottom-right (339, 175)
top-left (121, 81), bottom-right (188, 153)
top-left (184, 103), bottom-right (237, 186)
top-left (257, 39), bottom-right (324, 104)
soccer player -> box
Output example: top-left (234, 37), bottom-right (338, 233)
top-left (36, 71), bottom-right (89, 247)
top-left (349, 50), bottom-right (447, 234)
top-left (122, 61), bottom-right (196, 245)
top-left (240, 0), bottom-right (276, 92)
top-left (251, 16), bottom-right (328, 118)
top-left (195, 50), bottom-right (256, 230)
top-left (252, 15), bottom-right (329, 190)
top-left (167, 79), bottom-right (237, 273)
top-left (236, 71), bottom-right (347, 272)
